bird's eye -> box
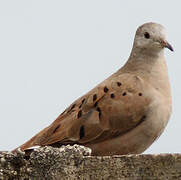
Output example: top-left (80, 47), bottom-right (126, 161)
top-left (144, 32), bottom-right (150, 39)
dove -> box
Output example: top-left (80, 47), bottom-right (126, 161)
top-left (13, 22), bottom-right (173, 156)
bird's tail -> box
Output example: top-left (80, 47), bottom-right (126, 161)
top-left (12, 126), bottom-right (49, 153)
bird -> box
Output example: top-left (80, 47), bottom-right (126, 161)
top-left (13, 22), bottom-right (173, 156)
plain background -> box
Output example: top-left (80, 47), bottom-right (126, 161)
top-left (0, 0), bottom-right (180, 153)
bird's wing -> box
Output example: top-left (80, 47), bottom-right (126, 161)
top-left (19, 73), bottom-right (152, 151)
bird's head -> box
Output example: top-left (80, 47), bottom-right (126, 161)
top-left (133, 22), bottom-right (173, 53)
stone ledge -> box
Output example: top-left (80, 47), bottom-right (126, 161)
top-left (0, 145), bottom-right (181, 180)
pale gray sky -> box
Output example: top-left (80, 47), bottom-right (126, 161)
top-left (0, 0), bottom-right (180, 154)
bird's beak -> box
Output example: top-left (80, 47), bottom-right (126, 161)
top-left (162, 40), bottom-right (174, 52)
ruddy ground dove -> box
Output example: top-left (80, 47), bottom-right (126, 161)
top-left (14, 22), bottom-right (173, 155)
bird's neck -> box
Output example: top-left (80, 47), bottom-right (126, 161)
top-left (123, 47), bottom-right (165, 72)
top-left (129, 45), bottom-right (165, 62)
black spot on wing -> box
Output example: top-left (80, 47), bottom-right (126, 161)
top-left (110, 93), bottom-right (115, 98)
top-left (117, 82), bottom-right (122, 86)
top-left (79, 126), bottom-right (85, 139)
top-left (104, 86), bottom-right (109, 93)
top-left (77, 110), bottom-right (82, 118)
top-left (53, 124), bottom-right (61, 134)
top-left (93, 94), bottom-right (97, 101)
top-left (96, 107), bottom-right (102, 117)
top-left (122, 92), bottom-right (127, 96)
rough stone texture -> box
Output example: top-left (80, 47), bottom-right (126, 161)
top-left (0, 145), bottom-right (181, 180)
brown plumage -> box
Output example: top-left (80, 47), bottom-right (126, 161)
top-left (14, 22), bottom-right (173, 155)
